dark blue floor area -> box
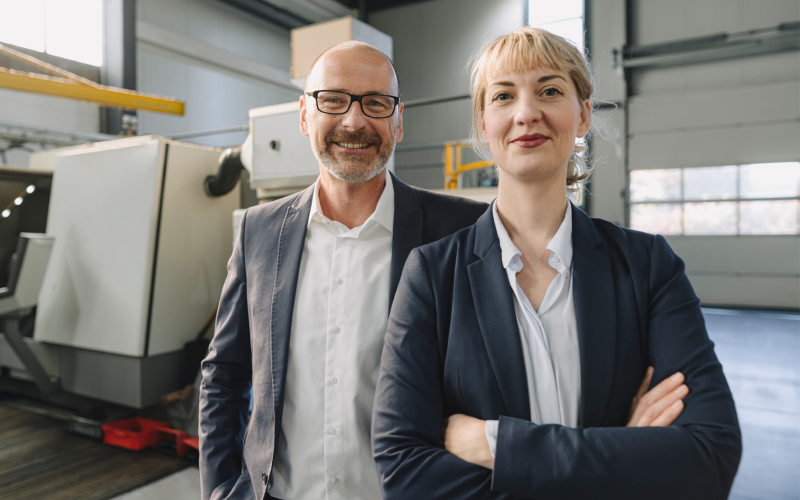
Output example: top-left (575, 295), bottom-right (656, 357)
top-left (703, 308), bottom-right (800, 500)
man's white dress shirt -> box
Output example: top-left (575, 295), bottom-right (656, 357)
top-left (485, 201), bottom-right (581, 455)
top-left (268, 176), bottom-right (394, 500)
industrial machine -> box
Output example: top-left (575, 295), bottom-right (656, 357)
top-left (0, 136), bottom-right (239, 408)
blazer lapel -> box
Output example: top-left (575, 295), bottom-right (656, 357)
top-left (271, 185), bottom-right (314, 418)
top-left (388, 173), bottom-right (423, 312)
top-left (467, 209), bottom-right (531, 420)
top-left (571, 204), bottom-right (617, 427)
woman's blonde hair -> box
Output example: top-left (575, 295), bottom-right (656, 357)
top-left (469, 27), bottom-right (597, 192)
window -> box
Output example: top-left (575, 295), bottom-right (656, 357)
top-left (629, 162), bottom-right (800, 236)
top-left (528, 0), bottom-right (584, 52)
top-left (0, 0), bottom-right (103, 66)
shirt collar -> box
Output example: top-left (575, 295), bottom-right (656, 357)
top-left (492, 200), bottom-right (573, 273)
top-left (308, 173), bottom-right (395, 234)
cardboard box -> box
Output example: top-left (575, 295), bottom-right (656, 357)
top-left (291, 16), bottom-right (392, 88)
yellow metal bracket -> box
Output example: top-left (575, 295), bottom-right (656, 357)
top-left (0, 43), bottom-right (184, 115)
top-left (444, 142), bottom-right (494, 189)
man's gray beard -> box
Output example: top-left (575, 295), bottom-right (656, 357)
top-left (313, 133), bottom-right (395, 183)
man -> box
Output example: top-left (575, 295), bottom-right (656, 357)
top-left (199, 42), bottom-right (488, 500)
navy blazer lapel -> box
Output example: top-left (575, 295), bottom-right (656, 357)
top-left (389, 173), bottom-right (423, 312)
top-left (271, 185), bottom-right (313, 418)
top-left (571, 204), bottom-right (617, 427)
top-left (466, 209), bottom-right (531, 420)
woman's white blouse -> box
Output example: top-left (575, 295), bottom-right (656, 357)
top-left (485, 201), bottom-right (581, 456)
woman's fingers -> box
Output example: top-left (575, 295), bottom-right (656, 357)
top-left (627, 371), bottom-right (686, 427)
top-left (649, 400), bottom-right (685, 427)
top-left (634, 383), bottom-right (689, 427)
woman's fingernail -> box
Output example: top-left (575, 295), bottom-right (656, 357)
top-left (670, 372), bottom-right (683, 382)
top-left (672, 400), bottom-right (683, 409)
top-left (675, 385), bottom-right (688, 395)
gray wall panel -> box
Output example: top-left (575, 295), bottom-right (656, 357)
top-left (629, 120), bottom-right (800, 169)
top-left (629, 81), bottom-right (800, 134)
top-left (684, 274), bottom-right (800, 309)
top-left (634, 0), bottom-right (800, 46)
top-left (665, 236), bottom-right (800, 275)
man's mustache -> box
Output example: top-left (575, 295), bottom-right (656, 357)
top-left (325, 130), bottom-right (382, 147)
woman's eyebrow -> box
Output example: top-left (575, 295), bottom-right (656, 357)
top-left (488, 81), bottom-right (515, 87)
top-left (538, 75), bottom-right (566, 83)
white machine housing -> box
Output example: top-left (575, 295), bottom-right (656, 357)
top-left (0, 137), bottom-right (240, 408)
top-left (35, 137), bottom-right (238, 358)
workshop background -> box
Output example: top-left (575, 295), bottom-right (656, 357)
top-left (0, 0), bottom-right (797, 499)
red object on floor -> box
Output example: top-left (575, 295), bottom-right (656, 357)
top-left (182, 437), bottom-right (199, 450)
top-left (102, 417), bottom-right (171, 451)
top-left (154, 427), bottom-right (191, 458)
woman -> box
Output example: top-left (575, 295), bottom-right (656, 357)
top-left (371, 28), bottom-right (741, 500)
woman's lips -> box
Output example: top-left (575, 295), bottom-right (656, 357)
top-left (511, 134), bottom-right (549, 148)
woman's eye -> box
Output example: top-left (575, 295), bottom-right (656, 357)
top-left (543, 88), bottom-right (563, 97)
top-left (493, 92), bottom-right (512, 102)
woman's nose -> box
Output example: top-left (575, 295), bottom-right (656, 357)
top-left (514, 97), bottom-right (543, 125)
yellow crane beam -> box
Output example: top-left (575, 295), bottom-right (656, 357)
top-left (0, 43), bottom-right (185, 116)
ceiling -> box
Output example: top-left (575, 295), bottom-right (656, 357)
top-left (218, 0), bottom-right (436, 28)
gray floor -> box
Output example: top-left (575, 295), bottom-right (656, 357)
top-left (112, 308), bottom-right (800, 500)
top-left (705, 308), bottom-right (800, 500)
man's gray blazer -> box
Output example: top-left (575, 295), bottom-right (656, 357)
top-left (199, 173), bottom-right (489, 500)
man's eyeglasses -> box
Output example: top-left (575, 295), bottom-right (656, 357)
top-left (305, 90), bottom-right (400, 119)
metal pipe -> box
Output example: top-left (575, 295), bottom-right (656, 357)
top-left (167, 124), bottom-right (249, 140)
top-left (403, 94), bottom-right (470, 108)
top-left (205, 147), bottom-right (243, 197)
top-left (0, 122), bottom-right (116, 143)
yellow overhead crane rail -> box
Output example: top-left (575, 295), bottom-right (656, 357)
top-left (0, 43), bottom-right (184, 115)
top-left (444, 141), bottom-right (494, 189)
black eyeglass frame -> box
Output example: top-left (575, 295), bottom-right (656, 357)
top-left (305, 90), bottom-right (400, 119)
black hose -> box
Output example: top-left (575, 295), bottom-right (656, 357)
top-left (204, 146), bottom-right (243, 197)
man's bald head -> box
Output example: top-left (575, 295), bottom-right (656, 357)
top-left (305, 41), bottom-right (402, 99)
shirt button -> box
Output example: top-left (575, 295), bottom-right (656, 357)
top-left (330, 477), bottom-right (340, 485)
top-left (332, 326), bottom-right (340, 334)
top-left (335, 278), bottom-right (343, 285)
top-left (329, 427), bottom-right (337, 436)
top-left (329, 376), bottom-right (338, 385)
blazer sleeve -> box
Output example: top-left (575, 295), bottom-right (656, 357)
top-left (199, 209), bottom-right (254, 500)
top-left (491, 234), bottom-right (742, 499)
top-left (372, 248), bottom-right (517, 500)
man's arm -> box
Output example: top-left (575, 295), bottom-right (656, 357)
top-left (485, 235), bottom-right (741, 499)
top-left (199, 209), bottom-right (253, 500)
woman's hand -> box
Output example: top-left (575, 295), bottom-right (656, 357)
top-left (443, 367), bottom-right (687, 470)
top-left (443, 414), bottom-right (495, 470)
top-left (627, 366), bottom-right (689, 427)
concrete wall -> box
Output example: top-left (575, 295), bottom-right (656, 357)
top-left (370, 0), bottom-right (525, 190)
top-left (136, 0), bottom-right (301, 148)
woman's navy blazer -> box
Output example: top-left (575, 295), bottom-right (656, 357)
top-left (372, 202), bottom-right (742, 500)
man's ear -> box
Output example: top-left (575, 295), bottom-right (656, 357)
top-left (299, 95), bottom-right (310, 138)
top-left (395, 102), bottom-right (404, 143)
